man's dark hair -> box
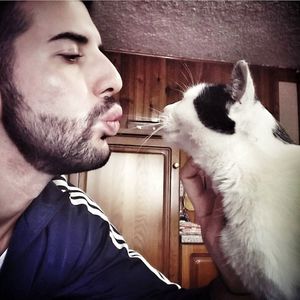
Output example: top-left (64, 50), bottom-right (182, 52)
top-left (0, 2), bottom-right (32, 88)
top-left (82, 1), bottom-right (93, 11)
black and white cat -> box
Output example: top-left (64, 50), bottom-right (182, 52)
top-left (161, 60), bottom-right (300, 300)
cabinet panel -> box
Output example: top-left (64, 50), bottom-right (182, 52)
top-left (190, 253), bottom-right (218, 288)
top-left (180, 244), bottom-right (218, 288)
top-left (86, 150), bottom-right (166, 271)
top-left (70, 135), bottom-right (180, 282)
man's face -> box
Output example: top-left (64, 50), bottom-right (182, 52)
top-left (1, 1), bottom-right (123, 175)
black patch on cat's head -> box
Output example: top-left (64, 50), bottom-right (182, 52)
top-left (273, 123), bottom-right (294, 144)
top-left (193, 85), bottom-right (235, 134)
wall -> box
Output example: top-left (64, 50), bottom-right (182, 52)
top-left (92, 1), bottom-right (300, 69)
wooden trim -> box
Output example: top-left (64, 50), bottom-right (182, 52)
top-left (105, 49), bottom-right (298, 71)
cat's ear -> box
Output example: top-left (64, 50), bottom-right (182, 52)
top-left (230, 60), bottom-right (255, 103)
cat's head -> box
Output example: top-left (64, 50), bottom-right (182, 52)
top-left (161, 60), bottom-right (292, 155)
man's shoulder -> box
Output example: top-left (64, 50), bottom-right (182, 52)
top-left (14, 175), bottom-right (113, 257)
top-left (46, 176), bottom-right (114, 246)
top-left (21, 176), bottom-right (115, 270)
top-left (52, 175), bottom-right (109, 224)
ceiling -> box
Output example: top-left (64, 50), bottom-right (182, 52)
top-left (90, 0), bottom-right (300, 69)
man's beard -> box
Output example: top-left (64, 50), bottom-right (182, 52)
top-left (1, 81), bottom-right (116, 175)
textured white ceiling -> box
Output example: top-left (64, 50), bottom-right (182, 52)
top-left (90, 0), bottom-right (300, 69)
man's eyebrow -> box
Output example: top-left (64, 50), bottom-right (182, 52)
top-left (48, 32), bottom-right (89, 45)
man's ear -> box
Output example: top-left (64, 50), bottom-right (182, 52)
top-left (230, 60), bottom-right (255, 104)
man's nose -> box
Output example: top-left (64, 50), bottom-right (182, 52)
top-left (92, 52), bottom-right (123, 98)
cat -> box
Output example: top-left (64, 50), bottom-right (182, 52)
top-left (161, 60), bottom-right (300, 300)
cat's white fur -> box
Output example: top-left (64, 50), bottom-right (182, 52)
top-left (162, 61), bottom-right (300, 299)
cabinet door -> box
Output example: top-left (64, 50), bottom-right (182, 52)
top-left (70, 135), bottom-right (180, 282)
top-left (181, 244), bottom-right (218, 288)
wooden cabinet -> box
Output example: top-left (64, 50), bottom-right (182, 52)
top-left (180, 244), bottom-right (218, 289)
top-left (69, 134), bottom-right (219, 286)
top-left (69, 133), bottom-right (181, 283)
top-left (68, 132), bottom-right (220, 286)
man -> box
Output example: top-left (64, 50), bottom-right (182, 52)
top-left (0, 1), bottom-right (253, 299)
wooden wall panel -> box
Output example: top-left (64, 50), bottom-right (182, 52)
top-left (107, 53), bottom-right (167, 123)
top-left (250, 66), bottom-right (276, 117)
top-left (106, 51), bottom-right (298, 129)
top-left (166, 60), bottom-right (233, 105)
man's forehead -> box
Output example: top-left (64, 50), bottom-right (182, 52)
top-left (20, 1), bottom-right (101, 45)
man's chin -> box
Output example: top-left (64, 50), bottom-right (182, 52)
top-left (63, 150), bottom-right (112, 175)
top-left (62, 138), bottom-right (112, 175)
top-left (89, 149), bottom-right (111, 170)
top-left (31, 148), bottom-right (112, 176)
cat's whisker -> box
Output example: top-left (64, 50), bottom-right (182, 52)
top-left (174, 80), bottom-right (187, 93)
top-left (137, 125), bottom-right (166, 152)
top-left (180, 68), bottom-right (190, 87)
top-left (183, 62), bottom-right (195, 86)
top-left (175, 75), bottom-right (188, 91)
top-left (135, 122), bottom-right (163, 130)
top-left (158, 116), bottom-right (167, 122)
top-left (173, 87), bottom-right (185, 95)
top-left (150, 107), bottom-right (163, 114)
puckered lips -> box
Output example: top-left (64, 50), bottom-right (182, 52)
top-left (99, 104), bottom-right (123, 138)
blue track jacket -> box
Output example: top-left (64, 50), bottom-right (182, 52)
top-left (0, 177), bottom-right (211, 299)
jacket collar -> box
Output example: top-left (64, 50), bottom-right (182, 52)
top-left (3, 179), bottom-right (67, 263)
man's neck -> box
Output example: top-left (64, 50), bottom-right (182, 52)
top-left (0, 128), bottom-right (52, 249)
